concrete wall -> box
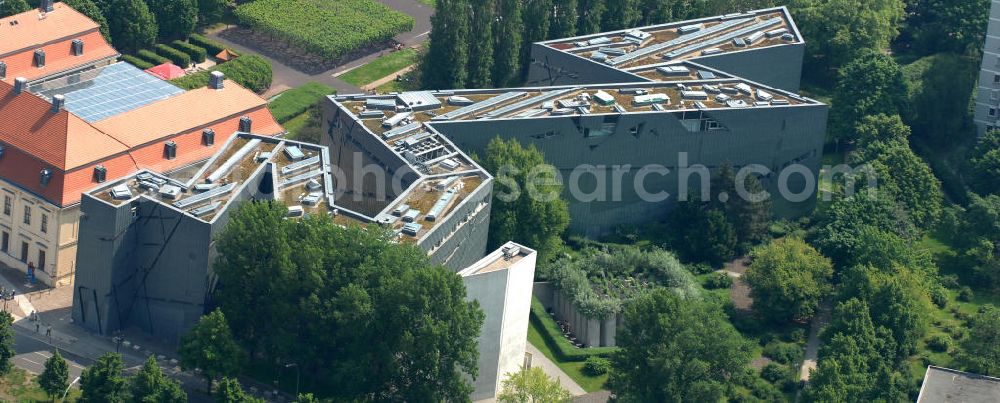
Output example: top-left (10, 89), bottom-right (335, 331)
top-left (526, 44), bottom-right (649, 87)
top-left (974, 0), bottom-right (1000, 137)
top-left (694, 43), bottom-right (805, 92)
top-left (431, 104), bottom-right (827, 236)
top-left (533, 282), bottom-right (620, 348)
top-left (421, 180), bottom-right (492, 271)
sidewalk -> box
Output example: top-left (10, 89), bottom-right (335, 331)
top-left (526, 342), bottom-right (587, 396)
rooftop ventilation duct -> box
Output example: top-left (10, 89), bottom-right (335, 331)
top-left (209, 71), bottom-right (225, 89)
top-left (51, 95), bottom-right (65, 113)
top-left (33, 49), bottom-right (45, 67)
top-left (239, 116), bottom-right (252, 132)
top-left (39, 169), bottom-right (52, 186)
top-left (40, 0), bottom-right (54, 12)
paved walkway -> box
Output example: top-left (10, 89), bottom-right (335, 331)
top-left (205, 0), bottom-right (432, 98)
top-left (799, 301), bottom-right (831, 382)
top-left (361, 65), bottom-right (416, 91)
top-left (526, 342), bottom-right (587, 396)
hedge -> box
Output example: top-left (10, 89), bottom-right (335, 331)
top-left (171, 40), bottom-right (207, 64)
top-left (189, 33), bottom-right (228, 56)
top-left (136, 49), bottom-right (169, 65)
top-left (122, 54), bottom-right (154, 70)
top-left (154, 44), bottom-right (191, 67)
top-left (530, 298), bottom-right (617, 362)
top-left (171, 54), bottom-right (273, 93)
top-left (268, 82), bottom-right (336, 123)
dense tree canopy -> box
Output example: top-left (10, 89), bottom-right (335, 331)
top-left (0, 0), bottom-right (29, 18)
top-left (970, 130), bottom-right (1000, 196)
top-left (943, 194), bottom-right (1000, 287)
top-left (830, 50), bottom-right (909, 143)
top-left (213, 202), bottom-right (484, 401)
top-left (610, 290), bottom-right (752, 401)
top-left (107, 0), bottom-right (158, 53)
top-left (901, 0), bottom-right (990, 55)
top-left (481, 137), bottom-right (569, 261)
top-left (197, 0), bottom-right (232, 25)
top-left (215, 377), bottom-right (264, 403)
top-left (811, 192), bottom-right (915, 268)
top-left (0, 312), bottom-right (13, 376)
top-left (958, 305), bottom-right (1000, 377)
top-left (792, 0), bottom-right (906, 71)
top-left (902, 53), bottom-right (979, 145)
top-left (745, 238), bottom-right (834, 322)
top-left (146, 0), bottom-right (196, 40)
top-left (80, 353), bottom-right (128, 403)
top-left (63, 0), bottom-right (112, 42)
top-left (421, 0), bottom-right (469, 88)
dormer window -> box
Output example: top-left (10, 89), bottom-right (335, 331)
top-left (0, 61), bottom-right (6, 79)
top-left (202, 129), bottom-right (215, 146)
top-left (72, 39), bottom-right (84, 56)
top-left (164, 141), bottom-right (177, 159)
top-left (94, 165), bottom-right (107, 183)
top-left (40, 169), bottom-right (52, 186)
top-left (33, 49), bottom-right (45, 68)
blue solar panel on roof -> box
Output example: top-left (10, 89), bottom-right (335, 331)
top-left (33, 62), bottom-right (184, 122)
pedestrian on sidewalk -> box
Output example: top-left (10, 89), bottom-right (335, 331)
top-left (35, 322), bottom-right (39, 333)
top-left (45, 325), bottom-right (51, 338)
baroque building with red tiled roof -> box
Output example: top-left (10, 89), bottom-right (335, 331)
top-left (0, 1), bottom-right (283, 286)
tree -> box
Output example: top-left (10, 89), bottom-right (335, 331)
top-left (178, 309), bottom-right (243, 395)
top-left (970, 129), bottom-right (1000, 195)
top-left (670, 201), bottom-right (737, 266)
top-left (38, 350), bottom-right (69, 402)
top-left (422, 0), bottom-right (470, 88)
top-left (0, 312), bottom-right (14, 376)
top-left (0, 0), bottom-right (29, 18)
top-left (492, 0), bottom-right (523, 87)
top-left (958, 305), bottom-right (1000, 377)
top-left (497, 367), bottom-right (571, 403)
top-left (948, 194), bottom-right (1000, 287)
top-left (745, 238), bottom-right (833, 322)
top-left (481, 137), bottom-right (569, 261)
top-left (467, 0), bottom-right (495, 88)
top-left (837, 265), bottom-right (932, 361)
top-left (146, 0), bottom-right (197, 40)
top-left (107, 0), bottom-right (158, 53)
top-left (80, 352), bottom-right (128, 403)
top-left (792, 0), bottom-right (906, 70)
top-left (576, 0), bottom-right (604, 34)
top-left (830, 49), bottom-right (908, 143)
top-left (852, 114), bottom-right (911, 159)
top-left (215, 378), bottom-right (263, 403)
top-left (63, 0), bottom-right (112, 42)
top-left (521, 0), bottom-right (552, 78)
top-left (130, 356), bottom-right (187, 403)
top-left (214, 202), bottom-right (485, 401)
top-left (609, 290), bottom-right (752, 401)
top-left (902, 53), bottom-right (979, 145)
top-left (197, 0), bottom-right (232, 25)
top-left (710, 163), bottom-right (772, 252)
top-left (901, 0), bottom-right (990, 55)
top-left (811, 192), bottom-right (916, 268)
top-left (601, 0), bottom-right (640, 31)
top-left (863, 145), bottom-right (942, 229)
top-left (549, 0), bottom-right (577, 38)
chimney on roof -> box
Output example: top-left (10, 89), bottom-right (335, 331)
top-left (41, 0), bottom-right (54, 12)
top-left (209, 71), bottom-right (225, 90)
top-left (13, 77), bottom-right (26, 95)
top-left (239, 116), bottom-right (252, 132)
top-left (51, 94), bottom-right (65, 113)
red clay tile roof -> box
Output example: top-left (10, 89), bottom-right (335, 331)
top-left (0, 3), bottom-right (118, 82)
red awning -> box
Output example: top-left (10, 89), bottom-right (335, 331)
top-left (145, 63), bottom-right (186, 80)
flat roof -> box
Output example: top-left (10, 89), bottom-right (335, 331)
top-left (918, 366), bottom-right (1000, 403)
top-left (540, 7), bottom-right (802, 71)
top-left (459, 242), bottom-right (534, 277)
top-left (33, 62), bottom-right (184, 122)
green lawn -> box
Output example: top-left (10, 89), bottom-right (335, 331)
top-left (0, 367), bottom-right (81, 402)
top-left (268, 82), bottom-right (336, 124)
top-left (526, 319), bottom-right (609, 392)
top-left (339, 48), bottom-right (419, 87)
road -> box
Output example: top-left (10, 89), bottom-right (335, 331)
top-left (13, 326), bottom-right (89, 380)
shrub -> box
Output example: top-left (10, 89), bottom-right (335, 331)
top-left (930, 286), bottom-right (948, 308)
top-left (172, 54), bottom-right (273, 93)
top-left (171, 40), bottom-right (207, 63)
top-left (760, 363), bottom-right (787, 383)
top-left (189, 33), bottom-right (227, 56)
top-left (234, 0), bottom-right (414, 61)
top-left (939, 274), bottom-right (960, 289)
top-left (583, 356), bottom-right (611, 376)
top-left (153, 44), bottom-right (192, 67)
top-left (788, 328), bottom-right (807, 344)
top-left (268, 82), bottom-right (336, 123)
top-left (763, 341), bottom-right (802, 365)
top-left (958, 286), bottom-right (974, 302)
top-left (136, 49), bottom-right (169, 65)
top-left (927, 334), bottom-right (951, 352)
top-left (704, 272), bottom-right (733, 289)
top-left (688, 263), bottom-right (714, 275)
top-left (122, 54), bottom-right (154, 70)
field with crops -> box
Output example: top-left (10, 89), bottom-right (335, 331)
top-left (234, 0), bottom-right (414, 61)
